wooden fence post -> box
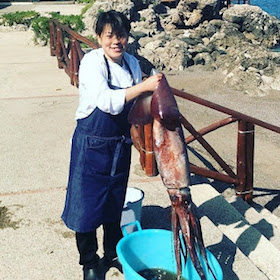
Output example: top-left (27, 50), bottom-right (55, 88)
top-left (70, 37), bottom-right (79, 86)
top-left (137, 125), bottom-right (146, 170)
top-left (143, 123), bottom-right (158, 177)
top-left (49, 20), bottom-right (55, 56)
top-left (56, 27), bottom-right (63, 69)
top-left (236, 120), bottom-right (254, 201)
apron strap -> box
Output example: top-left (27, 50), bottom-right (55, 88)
top-left (102, 54), bottom-right (135, 176)
top-left (103, 55), bottom-right (135, 88)
top-left (111, 136), bottom-right (125, 176)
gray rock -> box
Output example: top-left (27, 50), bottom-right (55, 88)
top-left (193, 52), bottom-right (214, 65)
top-left (223, 5), bottom-right (280, 48)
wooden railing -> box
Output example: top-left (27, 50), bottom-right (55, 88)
top-left (172, 89), bottom-right (280, 201)
top-left (49, 19), bottom-right (279, 202)
top-left (49, 19), bottom-right (99, 87)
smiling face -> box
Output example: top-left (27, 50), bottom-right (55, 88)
top-left (98, 24), bottom-right (128, 65)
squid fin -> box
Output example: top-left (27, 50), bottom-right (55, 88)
top-left (151, 74), bottom-right (180, 123)
top-left (128, 92), bottom-right (153, 125)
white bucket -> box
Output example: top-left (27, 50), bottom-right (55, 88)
top-left (121, 187), bottom-right (144, 234)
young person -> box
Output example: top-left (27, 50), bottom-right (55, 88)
top-left (61, 10), bottom-right (162, 280)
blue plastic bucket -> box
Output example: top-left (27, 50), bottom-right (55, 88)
top-left (117, 221), bottom-right (223, 280)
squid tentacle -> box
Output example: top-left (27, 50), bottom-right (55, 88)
top-left (169, 187), bottom-right (211, 280)
top-left (188, 203), bottom-right (218, 280)
top-left (171, 205), bottom-right (181, 280)
top-left (181, 206), bottom-right (206, 280)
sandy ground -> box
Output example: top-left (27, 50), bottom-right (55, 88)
top-left (0, 3), bottom-right (280, 280)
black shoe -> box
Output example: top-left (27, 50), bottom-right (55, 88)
top-left (83, 267), bottom-right (101, 280)
top-left (100, 256), bottom-right (123, 273)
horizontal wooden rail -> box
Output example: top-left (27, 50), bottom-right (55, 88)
top-left (50, 19), bottom-right (98, 49)
top-left (190, 164), bottom-right (239, 185)
top-left (181, 114), bottom-right (237, 179)
top-left (172, 88), bottom-right (280, 134)
top-left (185, 116), bottom-right (238, 144)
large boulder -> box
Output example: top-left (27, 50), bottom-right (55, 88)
top-left (137, 34), bottom-right (193, 72)
top-left (176, 0), bottom-right (222, 27)
top-left (82, 0), bottom-right (141, 35)
top-left (223, 5), bottom-right (280, 48)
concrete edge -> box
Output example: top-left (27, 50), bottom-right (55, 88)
top-left (191, 183), bottom-right (280, 280)
top-left (227, 195), bottom-right (280, 250)
top-left (201, 216), bottom-right (268, 279)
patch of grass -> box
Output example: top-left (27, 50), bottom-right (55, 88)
top-left (97, 8), bottom-right (104, 16)
top-left (0, 10), bottom-right (86, 45)
top-left (49, 12), bottom-right (85, 32)
top-left (31, 16), bottom-right (50, 45)
top-left (81, 0), bottom-right (95, 15)
top-left (77, 0), bottom-right (93, 3)
top-left (31, 12), bottom-right (85, 45)
top-left (0, 203), bottom-right (20, 230)
top-left (0, 10), bottom-right (39, 27)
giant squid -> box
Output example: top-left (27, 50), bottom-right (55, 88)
top-left (128, 74), bottom-right (217, 280)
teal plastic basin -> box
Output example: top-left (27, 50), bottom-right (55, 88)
top-left (117, 221), bottom-right (223, 280)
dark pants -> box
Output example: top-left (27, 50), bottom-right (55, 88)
top-left (76, 221), bottom-right (123, 269)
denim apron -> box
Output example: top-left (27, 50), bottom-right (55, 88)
top-left (62, 55), bottom-right (135, 233)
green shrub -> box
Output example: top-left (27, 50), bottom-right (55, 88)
top-left (77, 0), bottom-right (93, 4)
top-left (31, 13), bottom-right (85, 45)
top-left (1, 10), bottom-right (86, 45)
top-left (49, 12), bottom-right (85, 32)
top-left (1, 11), bottom-right (39, 27)
top-left (31, 16), bottom-right (50, 45)
top-left (97, 9), bottom-right (104, 16)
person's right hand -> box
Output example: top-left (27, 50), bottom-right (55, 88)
top-left (142, 73), bottom-right (163, 92)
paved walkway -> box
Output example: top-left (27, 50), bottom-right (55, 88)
top-left (0, 2), bottom-right (85, 16)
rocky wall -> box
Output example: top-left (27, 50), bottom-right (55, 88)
top-left (82, 0), bottom-right (280, 96)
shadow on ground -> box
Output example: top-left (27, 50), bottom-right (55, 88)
top-left (141, 205), bottom-right (172, 230)
top-left (0, 4), bottom-right (11, 11)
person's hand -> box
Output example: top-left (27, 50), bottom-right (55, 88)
top-left (142, 73), bottom-right (163, 92)
top-left (125, 73), bottom-right (163, 102)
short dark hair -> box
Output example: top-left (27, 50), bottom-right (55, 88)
top-left (95, 10), bottom-right (131, 37)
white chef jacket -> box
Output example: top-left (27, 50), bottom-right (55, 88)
top-left (76, 48), bottom-right (142, 120)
